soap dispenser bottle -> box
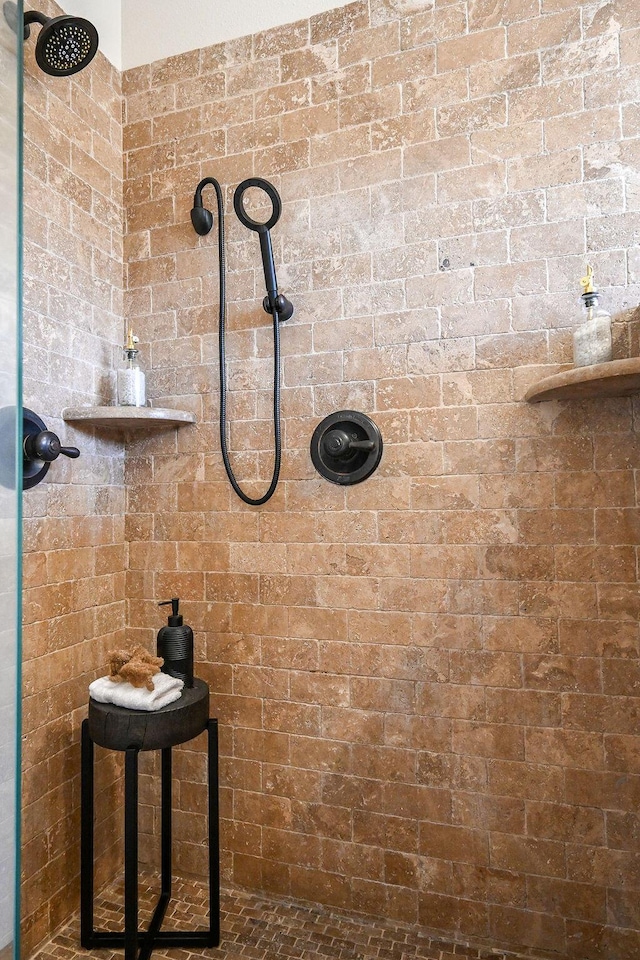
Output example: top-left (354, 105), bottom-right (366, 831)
top-left (573, 264), bottom-right (612, 367)
top-left (117, 328), bottom-right (146, 406)
top-left (157, 598), bottom-right (194, 687)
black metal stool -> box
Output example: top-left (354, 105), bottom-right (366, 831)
top-left (81, 678), bottom-right (220, 960)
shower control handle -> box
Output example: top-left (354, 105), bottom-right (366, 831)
top-left (322, 429), bottom-right (375, 459)
top-left (59, 443), bottom-right (81, 459)
top-left (22, 409), bottom-right (81, 490)
top-left (311, 411), bottom-right (383, 486)
top-left (24, 430), bottom-right (80, 463)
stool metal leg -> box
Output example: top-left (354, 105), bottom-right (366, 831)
top-left (161, 747), bottom-right (172, 898)
top-left (137, 749), bottom-right (172, 960)
top-left (80, 719), bottom-right (94, 948)
top-left (124, 747), bottom-right (139, 960)
top-left (208, 719), bottom-right (220, 947)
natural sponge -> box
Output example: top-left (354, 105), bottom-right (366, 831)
top-left (107, 644), bottom-right (164, 692)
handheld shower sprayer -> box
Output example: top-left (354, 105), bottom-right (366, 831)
top-left (233, 178), bottom-right (294, 322)
top-left (190, 176), bottom-right (293, 506)
top-left (191, 177), bottom-right (293, 320)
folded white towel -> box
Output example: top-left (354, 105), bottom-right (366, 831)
top-left (89, 672), bottom-right (184, 712)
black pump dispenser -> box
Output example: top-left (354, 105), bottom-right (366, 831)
top-left (163, 597), bottom-right (182, 626)
top-left (157, 598), bottom-right (194, 687)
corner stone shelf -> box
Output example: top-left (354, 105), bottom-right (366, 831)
top-left (525, 358), bottom-right (640, 403)
top-left (62, 406), bottom-right (196, 428)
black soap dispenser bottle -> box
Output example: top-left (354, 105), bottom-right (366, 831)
top-left (157, 598), bottom-right (194, 687)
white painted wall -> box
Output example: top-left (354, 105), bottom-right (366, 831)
top-left (62, 0), bottom-right (353, 71)
top-left (121, 0), bottom-right (353, 70)
top-left (60, 0), bottom-right (122, 70)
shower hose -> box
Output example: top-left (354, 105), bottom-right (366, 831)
top-left (209, 179), bottom-right (282, 506)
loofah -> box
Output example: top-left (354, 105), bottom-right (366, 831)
top-left (107, 644), bottom-right (164, 692)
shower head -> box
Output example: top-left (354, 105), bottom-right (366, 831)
top-left (3, 3), bottom-right (99, 76)
top-left (34, 13), bottom-right (99, 76)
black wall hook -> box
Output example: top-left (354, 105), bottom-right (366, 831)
top-left (191, 177), bottom-right (217, 235)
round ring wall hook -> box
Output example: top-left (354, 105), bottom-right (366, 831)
top-left (233, 178), bottom-right (282, 232)
top-left (310, 411), bottom-right (383, 486)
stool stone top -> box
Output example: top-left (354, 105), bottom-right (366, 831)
top-left (88, 678), bottom-right (209, 752)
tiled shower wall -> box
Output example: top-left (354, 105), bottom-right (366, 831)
top-left (21, 1), bottom-right (126, 951)
top-left (122, 0), bottom-right (640, 958)
top-left (16, 0), bottom-right (640, 958)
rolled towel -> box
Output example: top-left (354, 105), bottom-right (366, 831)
top-left (89, 672), bottom-right (184, 711)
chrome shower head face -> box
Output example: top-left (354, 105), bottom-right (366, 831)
top-left (35, 14), bottom-right (98, 76)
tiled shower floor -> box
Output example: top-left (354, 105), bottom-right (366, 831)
top-left (31, 874), bottom-right (549, 960)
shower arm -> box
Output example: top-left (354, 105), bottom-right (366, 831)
top-left (2, 0), bottom-right (40, 40)
top-left (3, 5), bottom-right (47, 39)
top-left (22, 10), bottom-right (47, 38)
top-left (23, 10), bottom-right (47, 27)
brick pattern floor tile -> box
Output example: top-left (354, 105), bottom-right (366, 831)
top-left (30, 875), bottom-right (547, 960)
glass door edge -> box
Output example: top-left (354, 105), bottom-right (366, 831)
top-left (13, 0), bottom-right (23, 955)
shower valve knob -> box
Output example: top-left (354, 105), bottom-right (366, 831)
top-left (322, 429), bottom-right (350, 458)
top-left (24, 430), bottom-right (80, 463)
top-left (22, 409), bottom-right (81, 490)
top-left (311, 411), bottom-right (383, 486)
top-left (322, 429), bottom-right (375, 458)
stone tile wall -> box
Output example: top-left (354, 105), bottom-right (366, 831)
top-left (15, 0), bottom-right (640, 957)
top-left (121, 1), bottom-right (640, 957)
top-left (21, 2), bottom-right (126, 951)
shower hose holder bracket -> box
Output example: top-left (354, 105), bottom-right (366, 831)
top-left (262, 292), bottom-right (294, 321)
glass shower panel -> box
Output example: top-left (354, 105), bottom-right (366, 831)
top-left (0, 0), bottom-right (21, 957)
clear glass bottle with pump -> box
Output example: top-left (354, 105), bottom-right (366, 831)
top-left (117, 329), bottom-right (146, 406)
top-left (573, 264), bottom-right (612, 367)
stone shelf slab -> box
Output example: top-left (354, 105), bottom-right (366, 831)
top-left (62, 406), bottom-right (196, 428)
top-left (524, 358), bottom-right (640, 403)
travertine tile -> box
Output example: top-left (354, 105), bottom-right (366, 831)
top-left (22, 2), bottom-right (126, 952)
top-left (21, 0), bottom-right (640, 958)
